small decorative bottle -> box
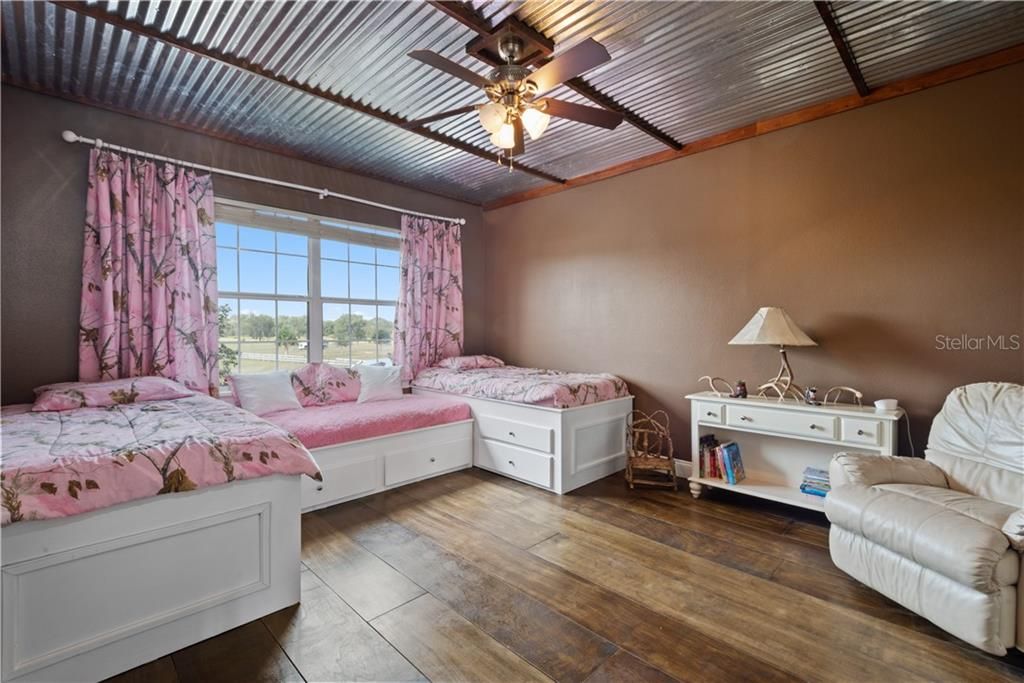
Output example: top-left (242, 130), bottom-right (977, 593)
top-left (732, 381), bottom-right (748, 399)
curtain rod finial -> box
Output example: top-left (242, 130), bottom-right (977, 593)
top-left (61, 130), bottom-right (79, 143)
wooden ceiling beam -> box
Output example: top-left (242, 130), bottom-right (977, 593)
top-left (427, 0), bottom-right (493, 35)
top-left (428, 1), bottom-right (683, 151)
top-left (484, 43), bottom-right (1024, 210)
top-left (49, 0), bottom-right (565, 186)
top-left (815, 1), bottom-right (871, 97)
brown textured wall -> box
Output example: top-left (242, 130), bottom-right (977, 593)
top-left (0, 86), bottom-right (485, 403)
top-left (481, 64), bottom-right (1024, 453)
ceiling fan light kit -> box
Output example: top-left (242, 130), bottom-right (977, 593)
top-left (408, 23), bottom-right (625, 159)
top-left (478, 101), bottom-right (506, 134)
top-left (491, 124), bottom-right (517, 150)
top-left (521, 107), bottom-right (551, 140)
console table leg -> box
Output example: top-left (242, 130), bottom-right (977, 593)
top-left (688, 481), bottom-right (704, 499)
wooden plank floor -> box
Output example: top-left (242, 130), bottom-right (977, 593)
top-left (108, 469), bottom-right (1024, 683)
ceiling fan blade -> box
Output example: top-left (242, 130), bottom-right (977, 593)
top-left (539, 98), bottom-right (624, 130)
top-left (512, 118), bottom-right (525, 156)
top-left (526, 38), bottom-right (611, 96)
top-left (402, 104), bottom-right (479, 129)
top-left (408, 50), bottom-right (490, 89)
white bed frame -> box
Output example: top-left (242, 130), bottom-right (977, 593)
top-left (300, 419), bottom-right (474, 512)
top-left (1, 474), bottom-right (302, 683)
top-left (0, 418), bottom-right (474, 683)
top-left (412, 389), bottom-right (633, 494)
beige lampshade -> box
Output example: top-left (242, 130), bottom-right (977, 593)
top-left (728, 307), bottom-right (817, 347)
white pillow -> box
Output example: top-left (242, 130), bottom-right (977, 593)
top-left (230, 371), bottom-right (302, 415)
top-left (356, 365), bottom-right (404, 403)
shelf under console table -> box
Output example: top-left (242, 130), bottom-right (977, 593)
top-left (684, 392), bottom-right (904, 512)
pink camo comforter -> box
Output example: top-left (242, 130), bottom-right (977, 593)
top-left (412, 365), bottom-right (630, 409)
top-left (0, 394), bottom-right (321, 526)
top-left (265, 395), bottom-right (472, 450)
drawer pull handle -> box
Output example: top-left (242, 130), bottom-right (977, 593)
top-left (809, 424), bottom-right (819, 430)
top-left (508, 431), bottom-right (516, 437)
top-left (857, 429), bottom-right (866, 436)
top-left (508, 460), bottom-right (515, 466)
top-left (430, 457), bottom-right (436, 463)
top-left (706, 411), bottom-right (715, 417)
top-left (316, 485), bottom-right (324, 492)
top-left (739, 416), bottom-right (751, 422)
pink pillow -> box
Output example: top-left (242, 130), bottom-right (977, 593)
top-left (437, 355), bottom-right (505, 371)
top-left (32, 377), bottom-right (193, 412)
top-left (290, 363), bottom-right (361, 406)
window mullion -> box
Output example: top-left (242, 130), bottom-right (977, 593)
top-left (309, 237), bottom-right (323, 363)
top-left (235, 243), bottom-right (241, 376)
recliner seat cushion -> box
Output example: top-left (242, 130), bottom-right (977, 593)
top-left (826, 485), bottom-right (1018, 591)
top-left (874, 483), bottom-right (1018, 531)
top-left (927, 449), bottom-right (1024, 509)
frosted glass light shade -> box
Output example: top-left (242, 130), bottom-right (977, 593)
top-left (478, 102), bottom-right (506, 134)
top-left (728, 307), bottom-right (817, 347)
top-left (521, 107), bottom-right (551, 140)
top-left (491, 123), bottom-right (516, 149)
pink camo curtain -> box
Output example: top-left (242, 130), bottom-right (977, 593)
top-left (393, 215), bottom-right (464, 381)
top-left (79, 149), bottom-right (220, 395)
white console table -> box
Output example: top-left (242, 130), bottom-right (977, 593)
top-left (684, 392), bottom-right (903, 511)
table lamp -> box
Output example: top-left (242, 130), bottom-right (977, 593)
top-left (729, 307), bottom-right (817, 400)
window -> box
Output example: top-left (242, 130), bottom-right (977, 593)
top-left (215, 199), bottom-right (400, 384)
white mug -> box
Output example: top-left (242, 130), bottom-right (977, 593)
top-left (874, 398), bottom-right (899, 411)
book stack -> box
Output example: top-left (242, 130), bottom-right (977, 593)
top-left (698, 434), bottom-right (720, 479)
top-left (698, 435), bottom-right (746, 485)
top-left (800, 467), bottom-right (831, 498)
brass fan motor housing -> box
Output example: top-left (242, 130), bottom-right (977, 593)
top-left (488, 64), bottom-right (531, 85)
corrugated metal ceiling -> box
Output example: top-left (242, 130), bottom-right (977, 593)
top-left (2, 1), bottom-right (1022, 205)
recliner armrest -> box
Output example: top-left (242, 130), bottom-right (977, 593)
top-left (829, 452), bottom-right (949, 488)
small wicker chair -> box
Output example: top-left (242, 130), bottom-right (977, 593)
top-left (625, 410), bottom-right (677, 490)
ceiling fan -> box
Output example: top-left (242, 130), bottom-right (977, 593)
top-left (406, 33), bottom-right (624, 158)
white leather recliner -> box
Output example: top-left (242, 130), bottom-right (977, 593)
top-left (826, 382), bottom-right (1023, 655)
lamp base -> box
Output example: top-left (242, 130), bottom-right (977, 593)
top-left (756, 347), bottom-right (805, 402)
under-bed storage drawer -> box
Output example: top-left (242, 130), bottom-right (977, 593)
top-left (384, 437), bottom-right (472, 487)
top-left (476, 439), bottom-right (553, 489)
top-left (302, 455), bottom-right (377, 510)
top-left (475, 414), bottom-right (554, 454)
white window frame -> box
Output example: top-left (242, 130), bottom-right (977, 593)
top-left (214, 198), bottom-right (401, 375)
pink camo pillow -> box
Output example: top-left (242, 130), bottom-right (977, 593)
top-left (437, 355), bottom-right (505, 371)
top-left (32, 377), bottom-right (193, 412)
top-left (290, 363), bottom-right (361, 406)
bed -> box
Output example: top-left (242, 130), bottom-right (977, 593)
top-left (0, 392), bottom-right (321, 683)
top-left (263, 394), bottom-right (474, 512)
top-left (411, 362), bottom-right (633, 494)
top-left (412, 365), bottom-right (630, 408)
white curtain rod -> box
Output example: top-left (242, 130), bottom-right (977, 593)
top-left (60, 130), bottom-right (466, 226)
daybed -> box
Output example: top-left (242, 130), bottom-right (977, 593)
top-left (0, 385), bottom-right (321, 683)
top-left (263, 394), bottom-right (473, 511)
top-left (412, 359), bottom-right (633, 494)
